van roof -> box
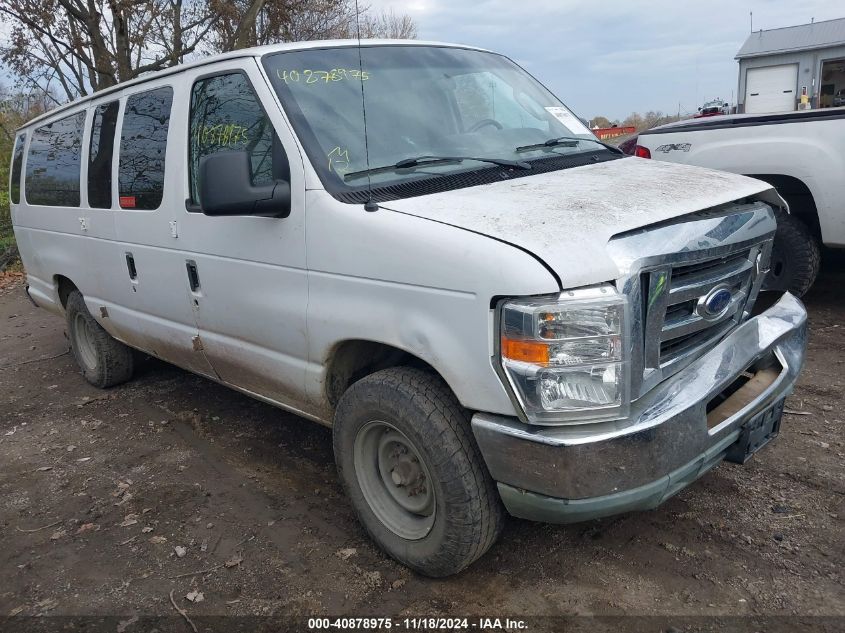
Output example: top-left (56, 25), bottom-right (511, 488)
top-left (19, 39), bottom-right (488, 131)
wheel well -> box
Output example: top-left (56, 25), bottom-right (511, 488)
top-left (325, 340), bottom-right (438, 408)
top-left (748, 174), bottom-right (821, 239)
top-left (55, 275), bottom-right (78, 310)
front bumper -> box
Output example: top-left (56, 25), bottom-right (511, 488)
top-left (472, 292), bottom-right (808, 523)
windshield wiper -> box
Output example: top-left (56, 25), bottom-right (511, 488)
top-left (343, 155), bottom-right (531, 181)
top-left (515, 136), bottom-right (623, 154)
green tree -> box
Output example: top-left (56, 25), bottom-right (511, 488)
top-left (0, 85), bottom-right (54, 255)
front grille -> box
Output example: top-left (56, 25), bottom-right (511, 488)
top-left (609, 201), bottom-right (777, 400)
top-left (659, 319), bottom-right (735, 362)
top-left (644, 248), bottom-right (758, 369)
top-left (670, 252), bottom-right (749, 284)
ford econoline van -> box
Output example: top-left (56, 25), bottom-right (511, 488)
top-left (9, 40), bottom-right (807, 577)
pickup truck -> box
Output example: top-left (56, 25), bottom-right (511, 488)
top-left (10, 40), bottom-right (808, 576)
top-left (633, 107), bottom-right (845, 296)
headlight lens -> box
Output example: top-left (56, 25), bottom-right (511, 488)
top-left (499, 285), bottom-right (630, 424)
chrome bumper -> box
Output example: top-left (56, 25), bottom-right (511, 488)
top-left (472, 292), bottom-right (808, 523)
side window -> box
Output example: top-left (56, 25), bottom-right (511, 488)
top-left (118, 87), bottom-right (173, 210)
top-left (188, 72), bottom-right (286, 207)
top-left (9, 133), bottom-right (25, 204)
top-left (88, 101), bottom-right (120, 209)
top-left (25, 112), bottom-right (85, 207)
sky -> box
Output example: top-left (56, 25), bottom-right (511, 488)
top-left (368, 0), bottom-right (844, 121)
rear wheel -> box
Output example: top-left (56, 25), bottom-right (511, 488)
top-left (333, 367), bottom-right (504, 577)
top-left (66, 290), bottom-right (134, 388)
top-left (767, 211), bottom-right (820, 297)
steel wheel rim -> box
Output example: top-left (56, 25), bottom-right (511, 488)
top-left (73, 313), bottom-right (97, 370)
top-left (353, 420), bottom-right (435, 540)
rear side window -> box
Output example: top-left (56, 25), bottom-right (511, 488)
top-left (118, 87), bottom-right (173, 210)
top-left (25, 112), bottom-right (85, 207)
top-left (188, 72), bottom-right (286, 207)
top-left (9, 133), bottom-right (25, 204)
top-left (88, 101), bottom-right (120, 209)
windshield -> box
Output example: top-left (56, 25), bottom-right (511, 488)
top-left (262, 45), bottom-right (602, 196)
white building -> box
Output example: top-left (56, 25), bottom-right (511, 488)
top-left (736, 17), bottom-right (845, 113)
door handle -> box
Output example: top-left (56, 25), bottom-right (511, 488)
top-left (125, 252), bottom-right (137, 280)
top-left (186, 260), bottom-right (201, 292)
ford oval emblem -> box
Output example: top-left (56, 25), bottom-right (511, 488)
top-left (701, 287), bottom-right (733, 318)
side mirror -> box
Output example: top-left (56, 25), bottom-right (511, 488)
top-left (199, 151), bottom-right (290, 218)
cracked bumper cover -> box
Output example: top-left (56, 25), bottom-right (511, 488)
top-left (472, 292), bottom-right (808, 523)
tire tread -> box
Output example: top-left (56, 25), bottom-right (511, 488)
top-left (66, 290), bottom-right (134, 388)
top-left (333, 366), bottom-right (504, 576)
top-left (771, 211), bottom-right (821, 297)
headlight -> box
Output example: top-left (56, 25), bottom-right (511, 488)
top-left (499, 284), bottom-right (630, 424)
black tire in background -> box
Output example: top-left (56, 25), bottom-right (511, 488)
top-left (333, 367), bottom-right (504, 577)
top-left (767, 211), bottom-right (821, 297)
top-left (66, 290), bottom-right (134, 388)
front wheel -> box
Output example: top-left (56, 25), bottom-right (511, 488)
top-left (333, 367), bottom-right (504, 577)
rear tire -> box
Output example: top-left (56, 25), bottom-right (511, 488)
top-left (333, 367), bottom-right (504, 577)
top-left (768, 211), bottom-right (820, 297)
top-left (66, 290), bottom-right (134, 388)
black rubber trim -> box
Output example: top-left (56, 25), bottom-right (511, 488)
top-left (334, 151), bottom-right (622, 204)
top-left (24, 285), bottom-right (39, 308)
top-left (641, 107), bottom-right (845, 135)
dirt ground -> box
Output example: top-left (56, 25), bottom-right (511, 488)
top-left (0, 254), bottom-right (843, 631)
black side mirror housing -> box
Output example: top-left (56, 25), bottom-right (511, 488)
top-left (199, 151), bottom-right (291, 218)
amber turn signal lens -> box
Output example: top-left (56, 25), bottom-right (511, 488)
top-left (501, 337), bottom-right (549, 364)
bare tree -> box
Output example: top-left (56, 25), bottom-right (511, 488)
top-left (642, 110), bottom-right (668, 129)
top-left (0, 0), bottom-right (417, 102)
top-left (356, 8), bottom-right (417, 39)
top-left (207, 0), bottom-right (358, 50)
top-left (207, 2), bottom-right (417, 51)
top-left (620, 110), bottom-right (683, 132)
top-left (621, 112), bottom-right (644, 129)
top-left (0, 0), bottom-right (219, 97)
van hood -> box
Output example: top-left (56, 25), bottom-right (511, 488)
top-left (379, 157), bottom-right (780, 288)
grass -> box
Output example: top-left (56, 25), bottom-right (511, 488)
top-left (1, 187), bottom-right (13, 255)
top-left (0, 231), bottom-right (15, 251)
top-left (0, 208), bottom-right (19, 270)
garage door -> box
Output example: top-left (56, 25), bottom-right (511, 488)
top-left (745, 64), bottom-right (798, 113)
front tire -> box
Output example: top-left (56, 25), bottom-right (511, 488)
top-left (333, 367), bottom-right (504, 577)
top-left (66, 290), bottom-right (134, 388)
top-left (768, 211), bottom-right (821, 297)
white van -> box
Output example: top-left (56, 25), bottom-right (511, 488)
top-left (9, 40), bottom-right (808, 577)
